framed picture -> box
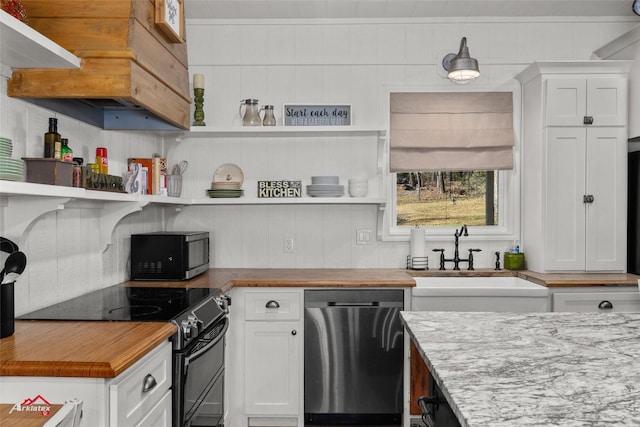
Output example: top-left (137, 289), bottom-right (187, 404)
top-left (155, 0), bottom-right (184, 43)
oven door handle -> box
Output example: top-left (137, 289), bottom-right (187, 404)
top-left (185, 317), bottom-right (229, 366)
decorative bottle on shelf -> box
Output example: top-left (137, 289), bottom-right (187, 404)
top-left (72, 157), bottom-right (83, 187)
top-left (96, 147), bottom-right (108, 174)
top-left (44, 117), bottom-right (61, 159)
top-left (60, 138), bottom-right (73, 161)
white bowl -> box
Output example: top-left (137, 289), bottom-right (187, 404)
top-left (348, 178), bottom-right (368, 184)
top-left (349, 187), bottom-right (368, 197)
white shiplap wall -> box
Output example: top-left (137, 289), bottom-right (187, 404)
top-left (0, 16), bottom-right (635, 314)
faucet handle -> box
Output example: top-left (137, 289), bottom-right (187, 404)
top-left (432, 248), bottom-right (445, 253)
top-left (468, 248), bottom-right (481, 253)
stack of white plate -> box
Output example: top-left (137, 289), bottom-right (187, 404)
top-left (0, 137), bottom-right (23, 181)
top-left (208, 163), bottom-right (244, 198)
top-left (307, 175), bottom-right (344, 197)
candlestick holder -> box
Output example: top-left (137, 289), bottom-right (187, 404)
top-left (193, 88), bottom-right (206, 126)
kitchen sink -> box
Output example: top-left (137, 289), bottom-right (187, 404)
top-left (411, 276), bottom-right (549, 312)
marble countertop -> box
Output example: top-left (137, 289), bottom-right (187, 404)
top-left (401, 311), bottom-right (640, 426)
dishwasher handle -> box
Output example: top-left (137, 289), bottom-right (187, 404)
top-left (328, 301), bottom-right (380, 307)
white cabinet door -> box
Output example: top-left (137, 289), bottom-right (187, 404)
top-left (586, 78), bottom-right (627, 126)
top-left (545, 127), bottom-right (587, 271)
top-left (585, 127), bottom-right (627, 271)
top-left (545, 126), bottom-right (627, 271)
top-left (546, 78), bottom-right (586, 126)
top-left (244, 321), bottom-right (300, 415)
top-left (546, 78), bottom-right (626, 126)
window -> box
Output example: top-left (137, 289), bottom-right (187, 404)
top-left (383, 86), bottom-right (521, 240)
top-left (396, 170), bottom-right (499, 227)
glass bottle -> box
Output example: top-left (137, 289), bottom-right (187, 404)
top-left (261, 105), bottom-right (276, 126)
top-left (60, 138), bottom-right (73, 162)
top-left (44, 118), bottom-right (61, 159)
top-left (72, 157), bottom-right (83, 187)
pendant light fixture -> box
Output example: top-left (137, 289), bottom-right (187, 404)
top-left (442, 37), bottom-right (480, 84)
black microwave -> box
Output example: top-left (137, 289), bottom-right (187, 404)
top-left (130, 232), bottom-right (210, 281)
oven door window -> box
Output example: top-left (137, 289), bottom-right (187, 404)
top-left (188, 371), bottom-right (224, 427)
top-left (183, 321), bottom-right (225, 426)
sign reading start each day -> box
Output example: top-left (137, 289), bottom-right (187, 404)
top-left (283, 104), bottom-right (351, 126)
top-left (258, 181), bottom-right (302, 198)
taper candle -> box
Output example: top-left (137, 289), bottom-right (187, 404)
top-left (193, 74), bottom-right (205, 89)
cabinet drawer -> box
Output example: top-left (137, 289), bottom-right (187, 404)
top-left (135, 389), bottom-right (172, 427)
top-left (553, 292), bottom-right (640, 312)
top-left (110, 341), bottom-right (172, 427)
top-left (245, 291), bottom-right (301, 321)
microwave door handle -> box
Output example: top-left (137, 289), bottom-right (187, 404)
top-left (185, 318), bottom-right (229, 366)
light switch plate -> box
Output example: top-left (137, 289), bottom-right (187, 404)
top-left (356, 229), bottom-right (372, 245)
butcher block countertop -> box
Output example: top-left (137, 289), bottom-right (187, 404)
top-left (122, 268), bottom-right (639, 289)
top-left (0, 321), bottom-right (176, 378)
top-left (3, 268), bottom-right (637, 379)
top-left (122, 268), bottom-right (417, 291)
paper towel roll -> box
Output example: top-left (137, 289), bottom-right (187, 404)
top-left (410, 227), bottom-right (425, 259)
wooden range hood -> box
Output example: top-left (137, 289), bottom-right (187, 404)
top-left (7, 0), bottom-right (191, 130)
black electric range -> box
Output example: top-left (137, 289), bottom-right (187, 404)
top-left (18, 285), bottom-right (214, 322)
top-left (18, 285), bottom-right (230, 350)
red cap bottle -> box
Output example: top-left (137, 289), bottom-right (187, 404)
top-left (96, 147), bottom-right (108, 174)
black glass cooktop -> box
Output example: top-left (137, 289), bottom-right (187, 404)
top-left (18, 286), bottom-right (213, 322)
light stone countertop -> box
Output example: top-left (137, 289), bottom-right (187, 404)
top-left (401, 311), bottom-right (640, 427)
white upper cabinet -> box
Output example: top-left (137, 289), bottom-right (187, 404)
top-left (545, 78), bottom-right (627, 126)
top-left (516, 61), bottom-right (630, 273)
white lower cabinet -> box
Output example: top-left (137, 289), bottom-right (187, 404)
top-left (244, 321), bottom-right (300, 415)
top-left (227, 288), bottom-right (303, 427)
top-left (551, 286), bottom-right (640, 312)
top-left (0, 340), bottom-right (172, 427)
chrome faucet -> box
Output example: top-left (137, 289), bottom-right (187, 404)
top-left (432, 225), bottom-right (481, 270)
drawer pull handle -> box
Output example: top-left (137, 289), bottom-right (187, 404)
top-left (291, 330), bottom-right (297, 336)
top-left (598, 300), bottom-right (613, 310)
top-left (265, 300), bottom-right (280, 309)
top-left (142, 374), bottom-right (157, 393)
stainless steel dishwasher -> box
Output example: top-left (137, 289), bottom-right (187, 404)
top-left (304, 289), bottom-right (404, 425)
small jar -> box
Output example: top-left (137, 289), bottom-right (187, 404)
top-left (88, 163), bottom-right (100, 174)
top-left (72, 157), bottom-right (83, 187)
top-left (261, 105), bottom-right (276, 126)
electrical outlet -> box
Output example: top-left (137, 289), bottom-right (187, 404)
top-left (356, 229), bottom-right (372, 245)
top-left (284, 238), bottom-right (294, 253)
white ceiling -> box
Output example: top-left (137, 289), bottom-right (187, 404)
top-left (184, 0), bottom-right (638, 20)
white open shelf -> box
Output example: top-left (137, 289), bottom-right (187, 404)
top-left (174, 126), bottom-right (386, 141)
top-left (0, 180), bottom-right (385, 248)
top-left (0, 10), bottom-right (80, 69)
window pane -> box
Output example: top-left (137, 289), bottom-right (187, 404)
top-left (396, 171), bottom-right (498, 227)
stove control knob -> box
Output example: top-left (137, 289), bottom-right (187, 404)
top-left (181, 320), bottom-right (193, 339)
top-left (187, 315), bottom-right (203, 332)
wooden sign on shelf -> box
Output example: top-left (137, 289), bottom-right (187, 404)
top-left (283, 104), bottom-right (351, 126)
top-left (258, 181), bottom-right (302, 198)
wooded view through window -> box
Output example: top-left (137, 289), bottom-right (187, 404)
top-left (396, 171), bottom-right (498, 227)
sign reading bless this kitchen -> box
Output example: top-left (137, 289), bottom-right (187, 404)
top-left (258, 181), bottom-right (302, 198)
top-left (284, 104), bottom-right (351, 126)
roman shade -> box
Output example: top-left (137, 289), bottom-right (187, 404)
top-left (389, 92), bottom-right (514, 172)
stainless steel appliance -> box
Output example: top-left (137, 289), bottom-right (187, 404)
top-left (417, 373), bottom-right (461, 427)
top-left (19, 285), bottom-right (231, 427)
top-left (304, 289), bottom-right (404, 424)
top-left (131, 231), bottom-right (210, 281)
